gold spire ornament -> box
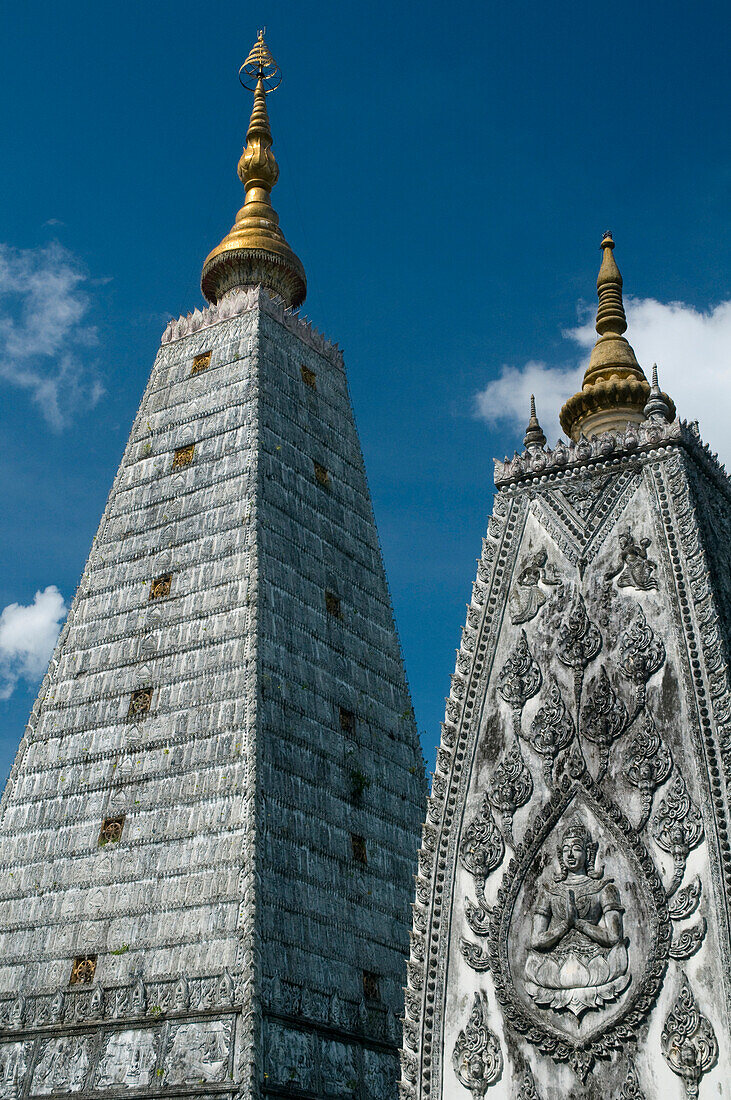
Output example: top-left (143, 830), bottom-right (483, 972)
top-left (560, 234), bottom-right (674, 440)
top-left (201, 31), bottom-right (306, 307)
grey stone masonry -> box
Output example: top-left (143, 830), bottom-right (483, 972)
top-left (0, 286), bottom-right (426, 1100)
top-left (403, 418), bottom-right (731, 1100)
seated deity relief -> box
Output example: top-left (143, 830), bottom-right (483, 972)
top-left (523, 821), bottom-right (630, 1020)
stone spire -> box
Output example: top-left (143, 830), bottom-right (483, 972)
top-left (643, 362), bottom-right (675, 422)
top-left (201, 31), bottom-right (307, 307)
top-left (523, 394), bottom-right (546, 450)
top-left (560, 233), bottom-right (650, 440)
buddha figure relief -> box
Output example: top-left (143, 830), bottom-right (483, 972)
top-left (524, 821), bottom-right (630, 1019)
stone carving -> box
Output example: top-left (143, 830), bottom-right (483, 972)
top-left (459, 938), bottom-right (491, 972)
top-left (509, 550), bottom-right (559, 624)
top-left (515, 1068), bottom-right (543, 1099)
top-left (581, 668), bottom-right (628, 783)
top-left (523, 820), bottom-right (630, 1019)
top-left (669, 918), bottom-right (707, 960)
top-left (131, 976), bottom-right (146, 1017)
top-left (32, 1036), bottom-right (91, 1095)
top-left (0, 1043), bottom-right (30, 1100)
top-left (488, 744), bottom-right (533, 844)
top-left (623, 712), bottom-right (672, 828)
top-left (488, 775), bottom-right (671, 1074)
top-left (460, 795), bottom-right (504, 930)
top-left (617, 1060), bottom-right (646, 1099)
top-left (527, 679), bottom-right (575, 782)
top-left (95, 1029), bottom-right (159, 1089)
top-left (452, 993), bottom-right (502, 1095)
top-left (668, 877), bottom-right (702, 921)
top-left (661, 973), bottom-right (718, 1098)
top-left (556, 590), bottom-right (602, 717)
top-left (173, 975), bottom-right (190, 1012)
top-left (608, 530), bottom-right (659, 591)
top-left (165, 1019), bottom-right (232, 1086)
top-left (617, 606), bottom-right (665, 713)
top-left (497, 630), bottom-right (542, 719)
top-left (652, 773), bottom-right (704, 897)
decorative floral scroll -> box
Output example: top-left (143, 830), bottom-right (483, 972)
top-left (624, 712), bottom-right (672, 828)
top-left (581, 667), bottom-right (628, 782)
top-left (452, 992), bottom-right (503, 1095)
top-left (661, 973), bottom-right (718, 1099)
top-left (527, 679), bottom-right (575, 782)
top-left (653, 773), bottom-right (704, 897)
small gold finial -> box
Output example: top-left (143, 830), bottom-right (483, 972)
top-left (560, 234), bottom-right (652, 440)
top-left (201, 32), bottom-right (306, 307)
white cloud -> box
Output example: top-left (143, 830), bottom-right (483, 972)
top-left (0, 242), bottom-right (104, 429)
top-left (0, 587), bottom-right (67, 700)
top-left (475, 298), bottom-right (731, 464)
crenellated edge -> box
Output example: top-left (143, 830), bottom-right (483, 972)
top-left (494, 418), bottom-right (731, 498)
top-left (399, 489), bottom-right (513, 1099)
top-left (160, 285), bottom-right (343, 367)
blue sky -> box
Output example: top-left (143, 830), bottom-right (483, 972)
top-left (0, 0), bottom-right (729, 778)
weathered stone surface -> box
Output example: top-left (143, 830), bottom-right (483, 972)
top-left (404, 420), bottom-right (731, 1099)
top-left (0, 287), bottom-right (426, 1097)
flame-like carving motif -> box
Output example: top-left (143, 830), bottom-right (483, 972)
top-left (624, 712), bottom-right (672, 828)
top-left (661, 973), bottom-right (718, 1098)
top-left (452, 993), bottom-right (503, 1095)
top-left (653, 773), bottom-right (704, 897)
top-left (489, 744), bottom-right (533, 843)
top-left (670, 918), bottom-right (707, 960)
top-left (618, 606), bottom-right (665, 685)
top-left (581, 667), bottom-right (628, 781)
top-left (498, 630), bottom-right (542, 710)
top-left (528, 680), bottom-right (575, 781)
top-left (617, 1060), bottom-right (646, 1099)
top-left (459, 795), bottom-right (505, 881)
top-left (668, 877), bottom-right (702, 922)
top-left (556, 591), bottom-right (602, 674)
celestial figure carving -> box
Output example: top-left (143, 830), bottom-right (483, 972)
top-left (509, 549), bottom-right (559, 624)
top-left (609, 529), bottom-right (659, 590)
top-left (524, 821), bottom-right (630, 1019)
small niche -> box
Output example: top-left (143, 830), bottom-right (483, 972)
top-left (314, 461), bottom-right (330, 488)
top-left (98, 816), bottom-right (125, 847)
top-left (191, 351), bottom-right (212, 375)
top-left (362, 970), bottom-right (380, 1002)
top-left (70, 955), bottom-right (97, 985)
top-left (128, 688), bottom-right (152, 719)
top-left (300, 364), bottom-right (317, 389)
top-left (172, 444), bottom-right (195, 469)
top-left (149, 573), bottom-right (172, 601)
top-left (339, 707), bottom-right (355, 734)
top-left (325, 591), bottom-right (341, 618)
top-left (351, 834), bottom-right (368, 865)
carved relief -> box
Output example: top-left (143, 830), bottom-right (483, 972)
top-left (523, 820), bottom-right (630, 1019)
top-left (623, 712), bottom-right (672, 828)
top-left (527, 680), bottom-right (575, 782)
top-left (488, 776), bottom-right (671, 1074)
top-left (669, 918), bottom-right (707, 960)
top-left (509, 550), bottom-right (559, 624)
top-left (96, 1029), bottom-right (159, 1089)
top-left (556, 589), bottom-right (602, 715)
top-left (488, 745), bottom-right (533, 844)
top-left (0, 1043), bottom-right (30, 1100)
top-left (652, 773), bottom-right (704, 897)
top-left (165, 1019), bottom-right (232, 1086)
top-left (581, 668), bottom-right (628, 782)
top-left (617, 1060), bottom-right (646, 1099)
top-left (608, 530), bottom-right (659, 591)
top-left (497, 631), bottom-right (542, 716)
top-left (452, 993), bottom-right (502, 1095)
top-left (668, 877), bottom-right (702, 921)
top-left (661, 973), bottom-right (718, 1098)
top-left (32, 1036), bottom-right (91, 1095)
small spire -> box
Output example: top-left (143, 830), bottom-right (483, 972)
top-left (560, 234), bottom-right (651, 440)
top-left (643, 363), bottom-right (675, 422)
top-left (523, 394), bottom-right (547, 449)
top-left (201, 32), bottom-right (306, 307)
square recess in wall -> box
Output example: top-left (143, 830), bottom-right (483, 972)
top-left (339, 707), bottom-right (355, 734)
top-left (191, 351), bottom-right (211, 375)
top-left (149, 573), bottom-right (172, 600)
top-left (325, 591), bottom-right (341, 618)
top-left (351, 834), bottom-right (368, 864)
top-left (172, 444), bottom-right (195, 469)
top-left (128, 688), bottom-right (153, 719)
top-left (300, 364), bottom-right (317, 389)
top-left (98, 816), bottom-right (125, 846)
top-left (70, 955), bottom-right (97, 985)
top-left (362, 971), bottom-right (380, 1002)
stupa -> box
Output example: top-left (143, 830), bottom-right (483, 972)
top-left (401, 235), bottom-right (730, 1099)
top-left (0, 33), bottom-right (425, 1099)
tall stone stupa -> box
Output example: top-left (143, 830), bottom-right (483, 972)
top-left (402, 235), bottom-right (731, 1098)
top-left (0, 33), bottom-right (426, 1099)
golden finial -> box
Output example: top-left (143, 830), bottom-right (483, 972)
top-left (560, 234), bottom-right (655, 440)
top-left (201, 31), bottom-right (306, 308)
